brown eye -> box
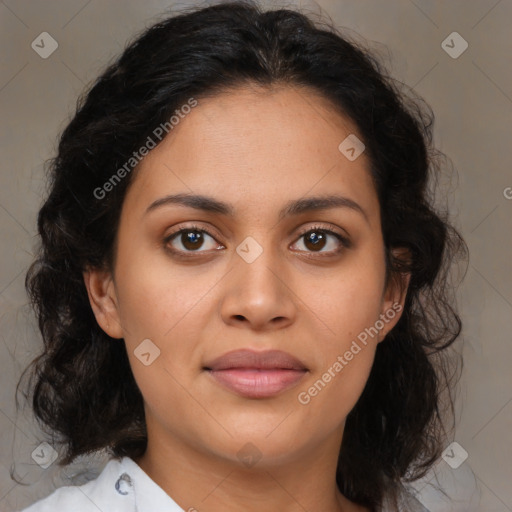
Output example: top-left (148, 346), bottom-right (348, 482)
top-left (165, 226), bottom-right (221, 254)
top-left (180, 230), bottom-right (205, 251)
top-left (292, 226), bottom-right (350, 255)
top-left (303, 230), bottom-right (328, 251)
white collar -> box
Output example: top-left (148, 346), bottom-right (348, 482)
top-left (98, 456), bottom-right (185, 512)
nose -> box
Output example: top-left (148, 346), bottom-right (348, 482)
top-left (219, 241), bottom-right (297, 332)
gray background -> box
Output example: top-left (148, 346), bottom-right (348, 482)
top-left (0, 1), bottom-right (511, 511)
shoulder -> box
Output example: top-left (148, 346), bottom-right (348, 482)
top-left (19, 458), bottom-right (134, 512)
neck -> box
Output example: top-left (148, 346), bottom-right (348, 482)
top-left (135, 423), bottom-right (369, 512)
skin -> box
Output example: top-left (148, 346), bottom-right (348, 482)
top-left (84, 84), bottom-right (410, 512)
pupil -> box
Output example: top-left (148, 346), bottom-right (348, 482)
top-left (306, 231), bottom-right (325, 251)
top-left (183, 231), bottom-right (203, 249)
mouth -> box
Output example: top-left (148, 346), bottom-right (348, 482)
top-left (203, 349), bottom-right (308, 399)
top-left (205, 368), bottom-right (308, 398)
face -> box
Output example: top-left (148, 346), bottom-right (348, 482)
top-left (85, 85), bottom-right (408, 467)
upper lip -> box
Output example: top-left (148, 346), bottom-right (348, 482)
top-left (204, 349), bottom-right (308, 371)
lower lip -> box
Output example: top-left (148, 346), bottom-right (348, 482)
top-left (206, 368), bottom-right (307, 398)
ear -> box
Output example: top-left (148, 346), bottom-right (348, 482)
top-left (83, 267), bottom-right (124, 339)
top-left (377, 247), bottom-right (411, 343)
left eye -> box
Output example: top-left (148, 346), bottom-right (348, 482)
top-left (291, 228), bottom-right (347, 254)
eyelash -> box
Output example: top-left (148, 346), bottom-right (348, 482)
top-left (163, 223), bottom-right (351, 258)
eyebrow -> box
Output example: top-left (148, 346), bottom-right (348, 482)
top-left (145, 193), bottom-right (369, 223)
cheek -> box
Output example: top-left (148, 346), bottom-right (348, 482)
top-left (114, 252), bottom-right (212, 343)
top-left (117, 269), bottom-right (207, 427)
top-left (127, 356), bottom-right (203, 441)
top-left (295, 345), bottom-right (375, 443)
top-left (303, 261), bottom-right (385, 351)
top-left (113, 255), bottom-right (216, 398)
top-left (295, 282), bottom-right (380, 434)
top-left (293, 259), bottom-right (384, 421)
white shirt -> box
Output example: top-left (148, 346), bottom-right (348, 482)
top-left (20, 457), bottom-right (184, 512)
top-left (20, 456), bottom-right (428, 512)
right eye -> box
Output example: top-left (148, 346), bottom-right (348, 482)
top-left (164, 225), bottom-right (224, 255)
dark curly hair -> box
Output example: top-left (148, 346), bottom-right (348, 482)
top-left (18, 1), bottom-right (468, 509)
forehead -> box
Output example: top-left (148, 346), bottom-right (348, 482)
top-left (124, 85), bottom-right (379, 225)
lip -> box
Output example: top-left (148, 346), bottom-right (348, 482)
top-left (204, 349), bottom-right (308, 371)
top-left (203, 349), bottom-right (308, 399)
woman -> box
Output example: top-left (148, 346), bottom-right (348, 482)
top-left (18, 1), bottom-right (468, 510)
